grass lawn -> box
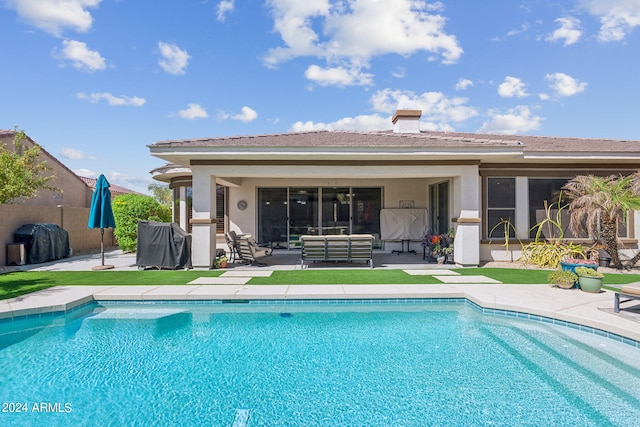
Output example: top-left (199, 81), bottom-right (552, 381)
top-left (2, 268), bottom-right (639, 301)
top-left (0, 270), bottom-right (222, 300)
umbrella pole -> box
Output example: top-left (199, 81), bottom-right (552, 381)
top-left (92, 227), bottom-right (114, 270)
top-left (101, 228), bottom-right (105, 266)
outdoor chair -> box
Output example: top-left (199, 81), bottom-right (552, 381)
top-left (225, 231), bottom-right (239, 263)
top-left (235, 235), bottom-right (272, 266)
top-left (614, 284), bottom-right (640, 313)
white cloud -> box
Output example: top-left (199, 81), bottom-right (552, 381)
top-left (54, 39), bottom-right (105, 72)
top-left (232, 106), bottom-right (258, 122)
top-left (158, 42), bottom-right (190, 75)
top-left (478, 106), bottom-right (542, 135)
top-left (76, 92), bottom-right (146, 106)
top-left (369, 88), bottom-right (478, 129)
top-left (61, 147), bottom-right (95, 160)
top-left (507, 23), bottom-right (531, 38)
top-left (498, 76), bottom-right (529, 98)
top-left (218, 106), bottom-right (258, 122)
top-left (581, 0), bottom-right (640, 41)
top-left (104, 171), bottom-right (153, 194)
top-left (217, 0), bottom-right (235, 22)
top-left (455, 78), bottom-right (473, 91)
top-left (5, 0), bottom-right (101, 36)
top-left (178, 103), bottom-right (208, 120)
top-left (493, 23), bottom-right (531, 41)
top-left (304, 64), bottom-right (373, 86)
top-left (391, 66), bottom-right (405, 79)
top-left (74, 168), bottom-right (98, 178)
top-left (546, 17), bottom-right (582, 45)
top-left (263, 0), bottom-right (462, 86)
top-left (290, 114), bottom-right (390, 132)
top-left (545, 72), bottom-right (587, 97)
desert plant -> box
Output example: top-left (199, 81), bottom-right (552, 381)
top-left (547, 270), bottom-right (578, 289)
top-left (488, 217), bottom-right (522, 254)
top-left (519, 195), bottom-right (589, 268)
top-left (562, 174), bottom-right (640, 269)
top-left (575, 266), bottom-right (604, 278)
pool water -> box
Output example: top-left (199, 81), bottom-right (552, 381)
top-left (1, 302), bottom-right (639, 426)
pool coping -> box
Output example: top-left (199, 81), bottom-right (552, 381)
top-left (1, 283), bottom-right (639, 344)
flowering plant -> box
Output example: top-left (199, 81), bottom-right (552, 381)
top-left (563, 257), bottom-right (597, 265)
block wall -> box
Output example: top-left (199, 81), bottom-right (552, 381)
top-left (0, 205), bottom-right (115, 266)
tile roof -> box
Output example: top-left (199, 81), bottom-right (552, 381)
top-left (150, 129), bottom-right (640, 153)
top-left (79, 176), bottom-right (141, 196)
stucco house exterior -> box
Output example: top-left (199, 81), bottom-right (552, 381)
top-left (148, 109), bottom-right (640, 268)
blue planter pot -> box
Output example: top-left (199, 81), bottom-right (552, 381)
top-left (560, 261), bottom-right (597, 274)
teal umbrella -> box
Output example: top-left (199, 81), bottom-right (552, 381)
top-left (88, 174), bottom-right (116, 269)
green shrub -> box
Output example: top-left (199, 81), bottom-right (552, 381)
top-left (112, 194), bottom-right (171, 252)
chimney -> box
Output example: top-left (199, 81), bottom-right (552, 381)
top-left (392, 109), bottom-right (422, 133)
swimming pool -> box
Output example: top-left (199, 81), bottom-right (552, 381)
top-left (1, 301), bottom-right (639, 426)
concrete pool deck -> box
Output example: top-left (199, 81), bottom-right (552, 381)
top-left (1, 250), bottom-right (639, 344)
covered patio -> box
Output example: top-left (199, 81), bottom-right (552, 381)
top-left (149, 109), bottom-right (528, 269)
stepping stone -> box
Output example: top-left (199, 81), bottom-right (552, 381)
top-left (434, 275), bottom-right (501, 284)
top-left (221, 270), bottom-right (273, 277)
top-left (404, 269), bottom-right (460, 276)
top-left (188, 277), bottom-right (251, 285)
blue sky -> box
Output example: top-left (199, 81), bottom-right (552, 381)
top-left (1, 0), bottom-right (640, 194)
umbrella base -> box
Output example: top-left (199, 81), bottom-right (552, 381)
top-left (91, 264), bottom-right (115, 271)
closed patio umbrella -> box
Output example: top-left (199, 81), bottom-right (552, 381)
top-left (88, 174), bottom-right (117, 270)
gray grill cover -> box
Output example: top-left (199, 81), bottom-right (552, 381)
top-left (13, 223), bottom-right (71, 264)
top-left (136, 221), bottom-right (192, 269)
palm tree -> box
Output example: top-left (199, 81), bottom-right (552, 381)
top-left (562, 174), bottom-right (640, 269)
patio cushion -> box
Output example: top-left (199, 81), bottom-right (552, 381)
top-left (620, 284), bottom-right (640, 296)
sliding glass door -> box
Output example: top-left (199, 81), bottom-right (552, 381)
top-left (429, 181), bottom-right (450, 234)
top-left (288, 188), bottom-right (318, 247)
top-left (321, 187), bottom-right (350, 235)
top-left (257, 187), bottom-right (382, 248)
top-left (257, 188), bottom-right (288, 249)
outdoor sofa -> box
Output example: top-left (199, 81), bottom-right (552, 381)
top-left (300, 234), bottom-right (374, 268)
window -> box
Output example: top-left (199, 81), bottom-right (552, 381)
top-left (216, 185), bottom-right (225, 234)
top-left (528, 178), bottom-right (570, 238)
top-left (528, 178), bottom-right (628, 239)
top-left (487, 177), bottom-right (515, 238)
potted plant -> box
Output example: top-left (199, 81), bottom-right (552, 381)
top-left (547, 270), bottom-right (578, 289)
top-left (574, 266), bottom-right (604, 293)
top-left (560, 257), bottom-right (598, 274)
top-left (214, 256), bottom-right (228, 269)
top-left (442, 246), bottom-right (454, 264)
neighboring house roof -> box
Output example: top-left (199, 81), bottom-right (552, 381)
top-left (2, 129), bottom-right (141, 198)
top-left (1, 129), bottom-right (88, 186)
top-left (79, 176), bottom-right (142, 197)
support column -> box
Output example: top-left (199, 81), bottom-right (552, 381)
top-left (453, 167), bottom-right (481, 266)
top-left (179, 186), bottom-right (188, 232)
top-left (191, 168), bottom-right (217, 268)
top-left (515, 177), bottom-right (529, 240)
